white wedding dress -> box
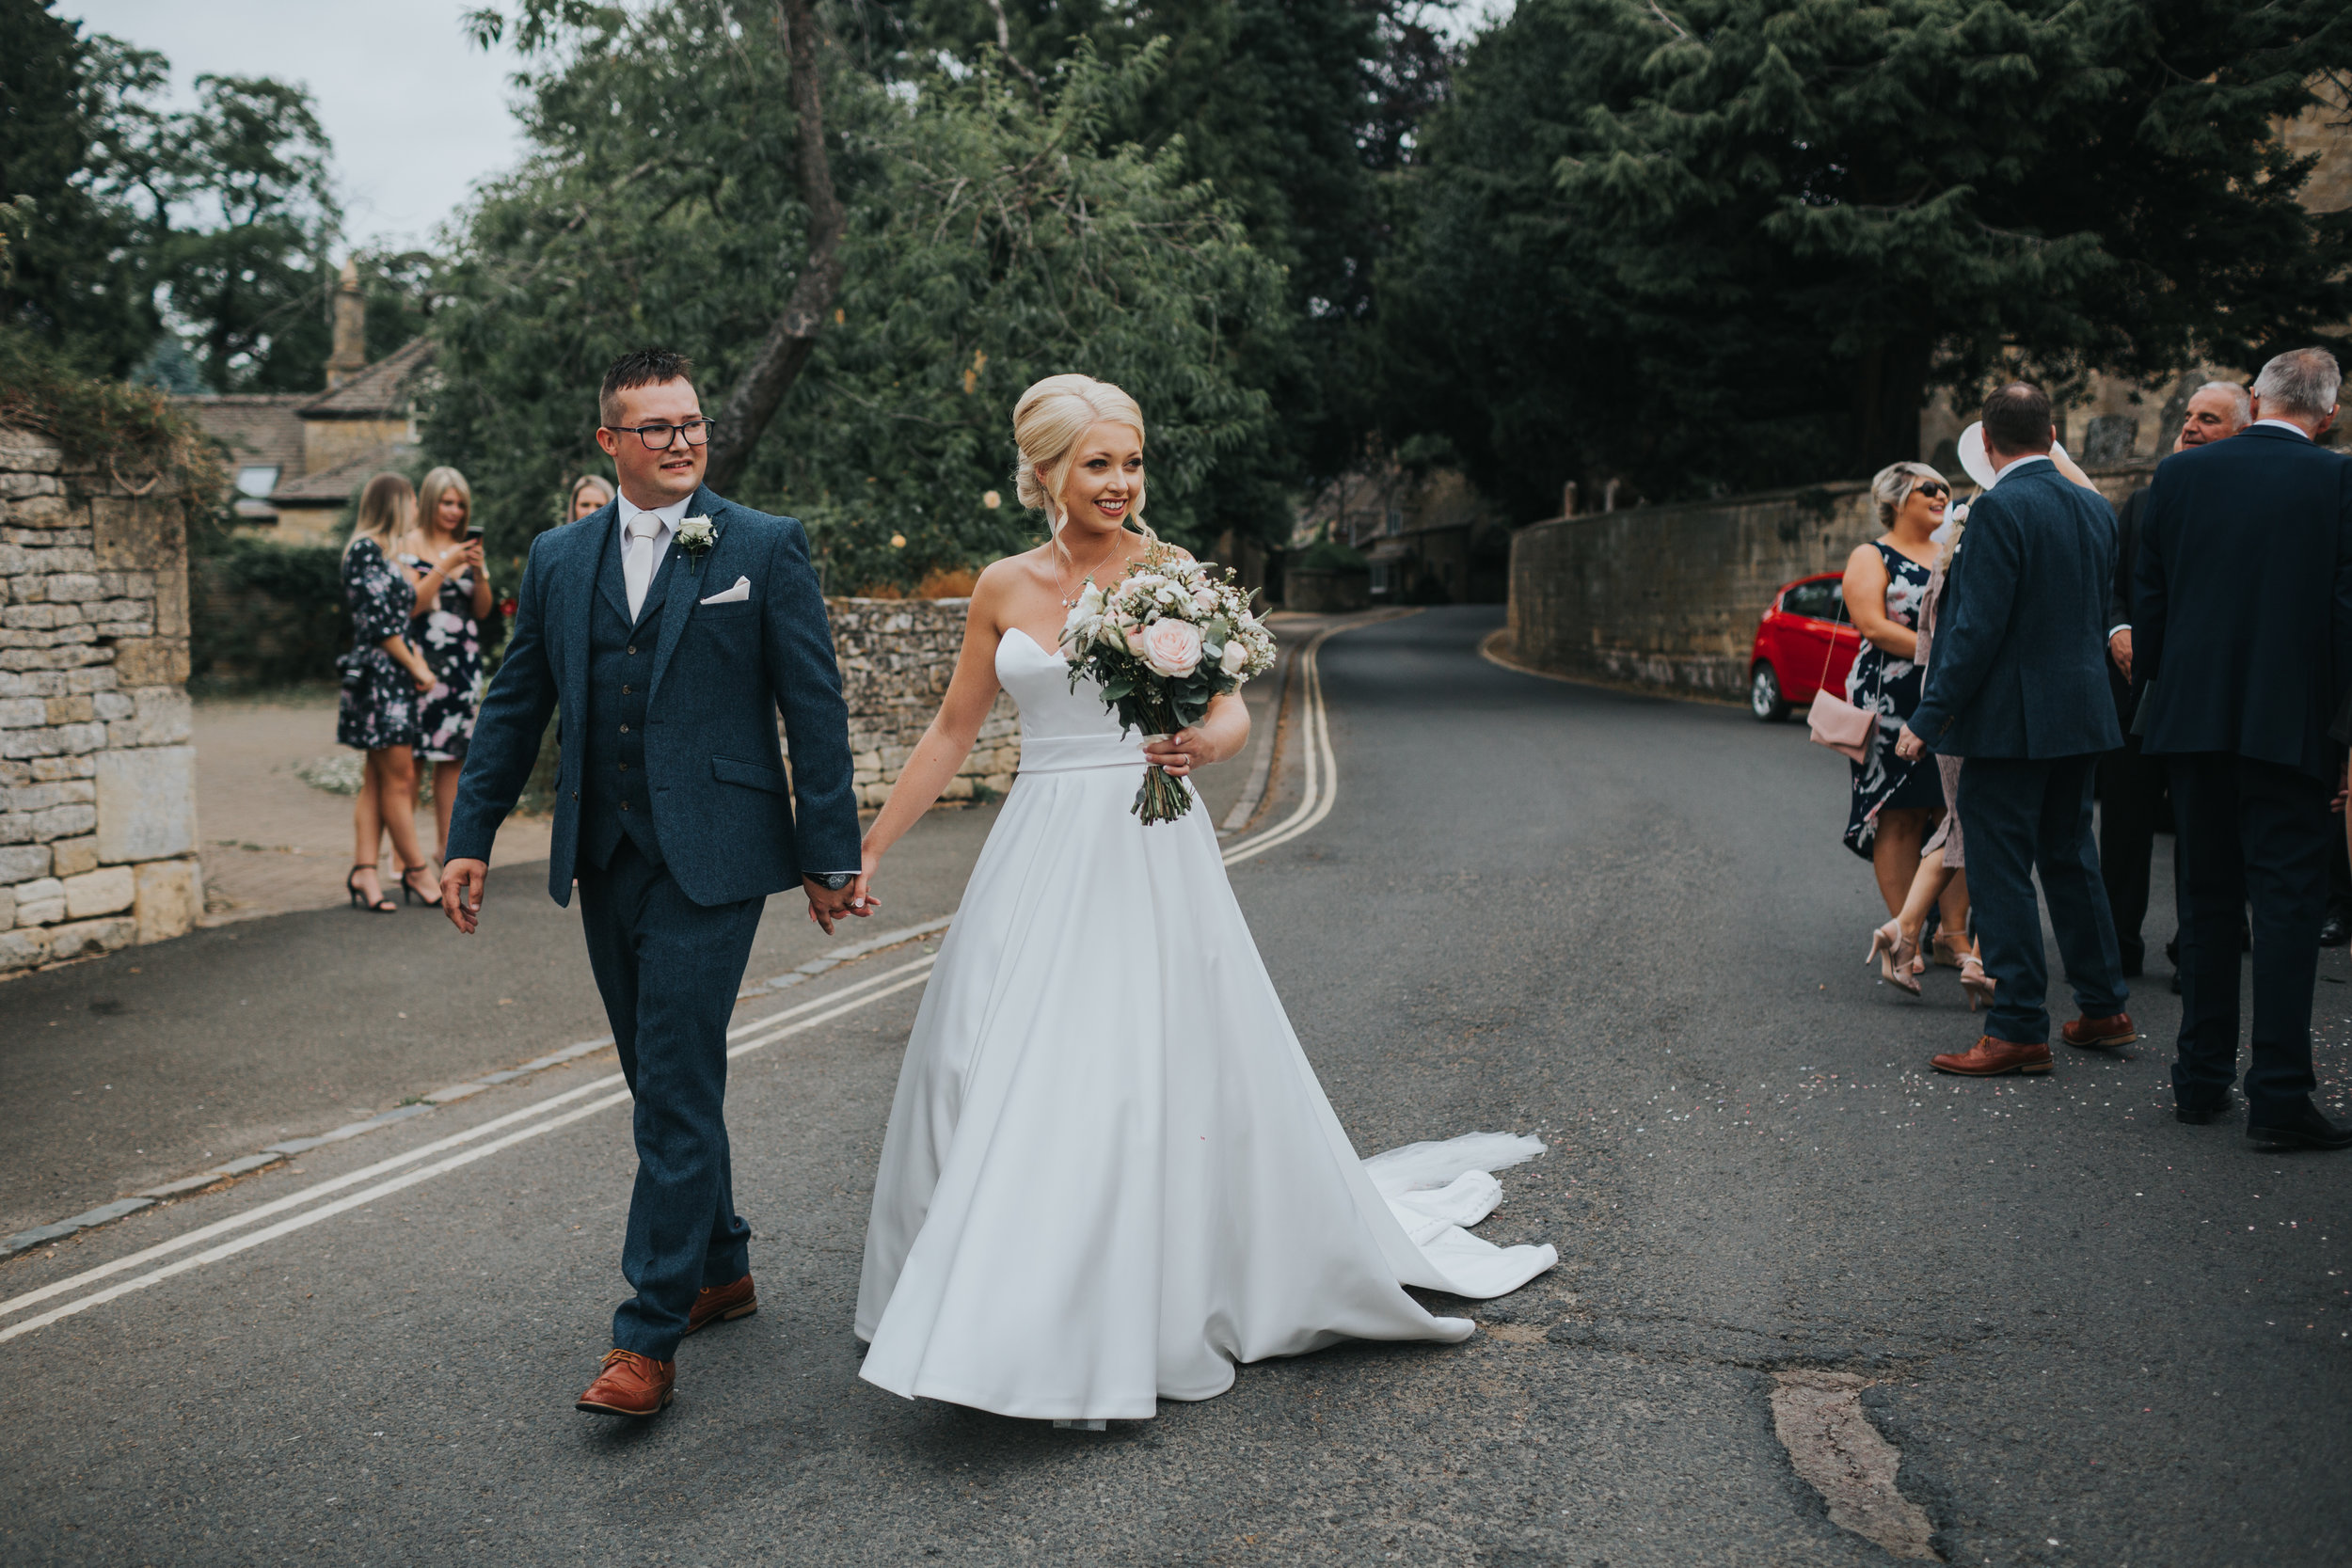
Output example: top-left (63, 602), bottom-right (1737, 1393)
top-left (853, 628), bottom-right (1557, 1421)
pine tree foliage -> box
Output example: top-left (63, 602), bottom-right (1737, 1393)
top-left (1382, 0), bottom-right (2352, 517)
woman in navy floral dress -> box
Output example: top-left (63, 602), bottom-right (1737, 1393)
top-left (339, 474), bottom-right (441, 911)
top-left (398, 466), bottom-right (493, 860)
top-left (1842, 463), bottom-right (1955, 982)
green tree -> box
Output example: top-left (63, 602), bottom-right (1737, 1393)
top-left (148, 73), bottom-right (343, 392)
top-left (0, 1), bottom-right (161, 373)
top-left (428, 2), bottom-right (1283, 589)
top-left (874, 0), bottom-right (1457, 483)
top-left (0, 4), bottom-right (343, 390)
top-left (1383, 0), bottom-right (2352, 516)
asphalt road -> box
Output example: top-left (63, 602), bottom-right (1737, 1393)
top-left (2, 606), bottom-right (2345, 1566)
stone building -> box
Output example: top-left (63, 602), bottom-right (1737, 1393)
top-left (0, 426), bottom-right (203, 974)
top-left (1293, 462), bottom-right (1510, 605)
top-left (177, 260), bottom-right (434, 543)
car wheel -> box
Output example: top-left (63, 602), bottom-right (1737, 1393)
top-left (1750, 663), bottom-right (1788, 721)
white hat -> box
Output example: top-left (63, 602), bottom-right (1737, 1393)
top-left (1957, 420), bottom-right (2071, 490)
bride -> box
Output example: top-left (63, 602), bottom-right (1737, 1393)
top-left (850, 373), bottom-right (1556, 1424)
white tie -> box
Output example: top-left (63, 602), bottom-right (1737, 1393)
top-left (624, 515), bottom-right (662, 621)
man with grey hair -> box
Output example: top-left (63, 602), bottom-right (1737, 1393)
top-left (2101, 381), bottom-right (2251, 984)
top-left (2135, 346), bottom-right (2352, 1150)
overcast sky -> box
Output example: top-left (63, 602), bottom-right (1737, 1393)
top-left (65, 0), bottom-right (530, 251)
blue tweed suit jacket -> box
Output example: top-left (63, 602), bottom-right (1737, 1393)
top-left (444, 485), bottom-right (861, 908)
top-left (1906, 460), bottom-right (2122, 760)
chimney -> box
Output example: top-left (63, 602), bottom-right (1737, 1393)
top-left (326, 257), bottom-right (366, 388)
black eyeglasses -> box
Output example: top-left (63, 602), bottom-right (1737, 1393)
top-left (609, 418), bottom-right (716, 451)
top-left (1915, 482), bottom-right (1951, 499)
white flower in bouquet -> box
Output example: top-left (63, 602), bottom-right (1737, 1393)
top-left (1218, 639), bottom-right (1248, 676)
top-left (1142, 620), bottom-right (1203, 677)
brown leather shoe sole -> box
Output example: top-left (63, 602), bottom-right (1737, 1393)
top-left (684, 1296), bottom-right (758, 1336)
top-left (576, 1386), bottom-right (673, 1418)
top-left (2063, 1025), bottom-right (2137, 1050)
top-left (1931, 1053), bottom-right (2052, 1077)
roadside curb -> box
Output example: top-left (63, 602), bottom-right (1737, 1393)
top-left (0, 915), bottom-right (957, 1261)
top-left (1477, 626), bottom-right (1744, 708)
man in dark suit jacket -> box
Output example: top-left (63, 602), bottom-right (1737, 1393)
top-left (2100, 384), bottom-right (2251, 978)
top-left (440, 349), bottom-right (870, 1414)
top-left (2135, 347), bottom-right (2352, 1150)
top-left (1899, 382), bottom-right (2131, 1076)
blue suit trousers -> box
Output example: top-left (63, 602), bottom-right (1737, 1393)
top-left (1958, 754), bottom-right (2128, 1044)
top-left (577, 840), bottom-right (763, 1360)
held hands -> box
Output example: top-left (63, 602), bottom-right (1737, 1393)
top-left (442, 858), bottom-right (487, 935)
top-left (803, 870), bottom-right (877, 937)
top-left (1894, 723), bottom-right (1927, 762)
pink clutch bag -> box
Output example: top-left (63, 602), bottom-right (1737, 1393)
top-left (1808, 688), bottom-right (1874, 763)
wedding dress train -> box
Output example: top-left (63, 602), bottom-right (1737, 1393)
top-left (854, 628), bottom-right (1556, 1421)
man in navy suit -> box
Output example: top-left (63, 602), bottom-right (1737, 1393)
top-left (2101, 384), bottom-right (2250, 982)
top-left (2135, 347), bottom-right (2352, 1150)
top-left (1899, 383), bottom-right (2132, 1076)
top-left (439, 349), bottom-right (871, 1415)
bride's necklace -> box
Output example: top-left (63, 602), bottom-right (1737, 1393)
top-left (1058, 532), bottom-right (1124, 609)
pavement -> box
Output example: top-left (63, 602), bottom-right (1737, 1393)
top-left (1, 606), bottom-right (2345, 1566)
top-left (192, 691), bottom-right (551, 924)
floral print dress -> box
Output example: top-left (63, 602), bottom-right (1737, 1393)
top-left (1842, 540), bottom-right (1945, 857)
top-left (397, 552), bottom-right (486, 762)
top-left (337, 537), bottom-right (422, 752)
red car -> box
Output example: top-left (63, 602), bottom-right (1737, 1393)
top-left (1749, 572), bottom-right (1861, 721)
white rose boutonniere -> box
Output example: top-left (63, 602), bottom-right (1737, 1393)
top-left (676, 515), bottom-right (717, 568)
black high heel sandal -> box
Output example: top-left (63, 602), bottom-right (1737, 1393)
top-left (400, 863), bottom-right (439, 907)
top-left (347, 864), bottom-right (397, 913)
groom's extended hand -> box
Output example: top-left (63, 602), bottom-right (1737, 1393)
top-left (443, 858), bottom-right (488, 935)
top-left (803, 876), bottom-right (875, 937)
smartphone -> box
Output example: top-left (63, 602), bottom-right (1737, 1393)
top-left (465, 526), bottom-right (485, 542)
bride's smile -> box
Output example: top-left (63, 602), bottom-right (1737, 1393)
top-left (1057, 424), bottom-right (1143, 530)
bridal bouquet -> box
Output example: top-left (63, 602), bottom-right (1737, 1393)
top-left (1059, 547), bottom-right (1278, 824)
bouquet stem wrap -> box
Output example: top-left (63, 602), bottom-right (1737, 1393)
top-left (1058, 546), bottom-right (1278, 826)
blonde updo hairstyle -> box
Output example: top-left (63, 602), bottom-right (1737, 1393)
top-left (1011, 373), bottom-right (1154, 568)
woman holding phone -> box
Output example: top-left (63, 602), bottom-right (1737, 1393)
top-left (400, 466), bottom-right (492, 860)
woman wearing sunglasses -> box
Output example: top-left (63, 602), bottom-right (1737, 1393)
top-left (1848, 463), bottom-right (1971, 989)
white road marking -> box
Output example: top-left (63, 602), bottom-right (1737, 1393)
top-left (0, 963), bottom-right (937, 1341)
top-left (1220, 628), bottom-right (1340, 866)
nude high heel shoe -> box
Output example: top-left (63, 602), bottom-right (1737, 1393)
top-left (1867, 921), bottom-right (1923, 996)
top-left (1959, 951), bottom-right (1995, 1011)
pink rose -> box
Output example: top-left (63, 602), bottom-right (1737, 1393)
top-left (1140, 618), bottom-right (1203, 677)
top-left (1125, 626), bottom-right (1149, 658)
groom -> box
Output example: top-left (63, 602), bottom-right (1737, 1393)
top-left (439, 348), bottom-right (866, 1418)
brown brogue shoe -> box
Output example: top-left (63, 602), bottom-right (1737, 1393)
top-left (685, 1273), bottom-right (758, 1337)
top-left (576, 1349), bottom-right (675, 1418)
top-left (1931, 1036), bottom-right (2053, 1076)
top-left (2060, 1011), bottom-right (2137, 1051)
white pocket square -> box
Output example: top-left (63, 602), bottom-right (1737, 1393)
top-left (700, 576), bottom-right (751, 605)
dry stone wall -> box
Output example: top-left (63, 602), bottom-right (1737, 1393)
top-left (1505, 464), bottom-right (2156, 700)
top-left (825, 597), bottom-right (1018, 807)
top-left (0, 426), bottom-right (201, 975)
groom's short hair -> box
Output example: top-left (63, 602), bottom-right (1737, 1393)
top-left (600, 348), bottom-right (697, 427)
top-left (1981, 381), bottom-right (2054, 457)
